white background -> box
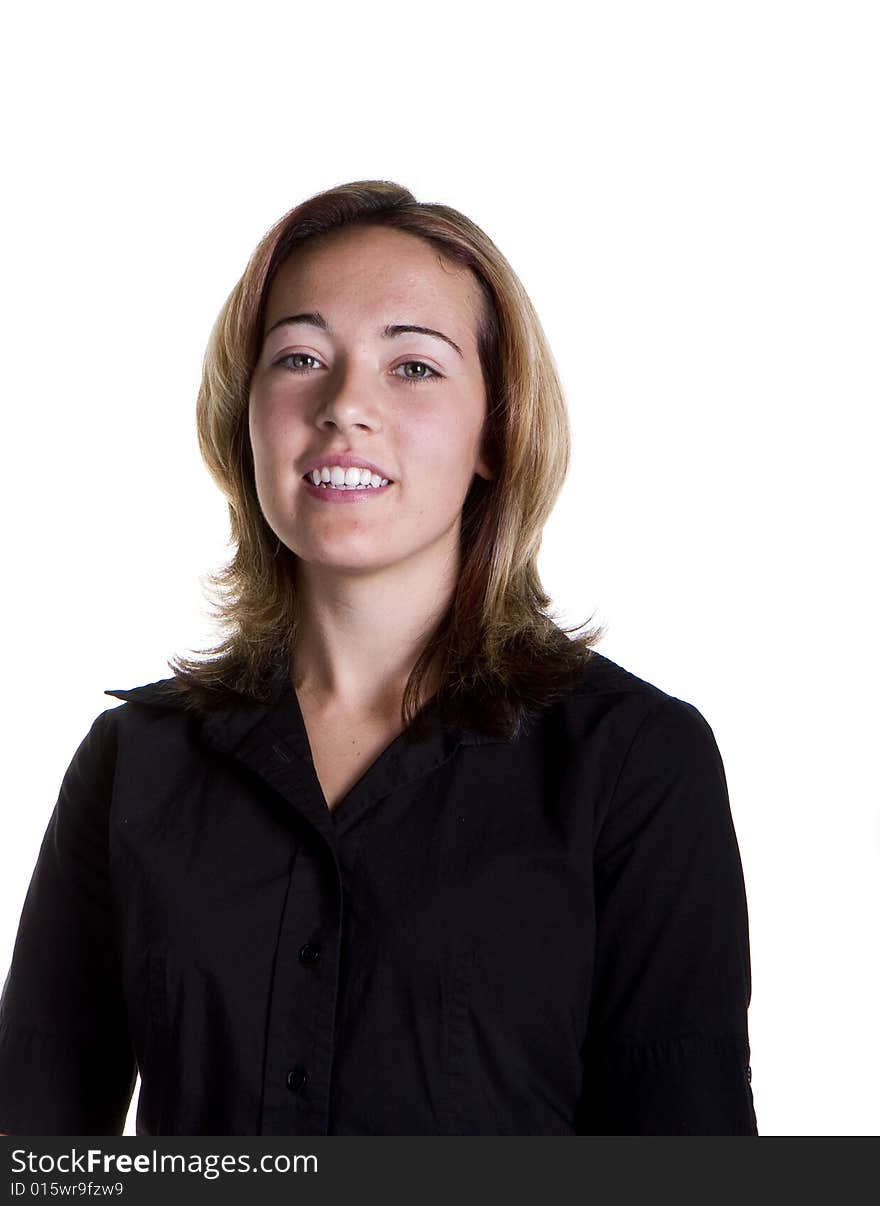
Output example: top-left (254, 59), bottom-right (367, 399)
top-left (1, 0), bottom-right (877, 1137)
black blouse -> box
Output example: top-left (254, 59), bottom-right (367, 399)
top-left (0, 650), bottom-right (758, 1135)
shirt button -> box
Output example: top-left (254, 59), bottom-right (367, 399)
top-left (299, 942), bottom-right (321, 967)
top-left (286, 1067), bottom-right (308, 1093)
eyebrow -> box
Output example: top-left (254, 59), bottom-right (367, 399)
top-left (263, 311), bottom-right (464, 359)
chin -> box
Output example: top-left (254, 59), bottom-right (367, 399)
top-left (297, 545), bottom-right (399, 572)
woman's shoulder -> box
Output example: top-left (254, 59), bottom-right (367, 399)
top-left (558, 649), bottom-right (719, 757)
top-left (102, 657), bottom-right (285, 720)
top-left (565, 649), bottom-right (689, 719)
top-left (99, 677), bottom-right (194, 740)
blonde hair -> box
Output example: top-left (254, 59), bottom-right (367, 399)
top-left (167, 179), bottom-right (605, 741)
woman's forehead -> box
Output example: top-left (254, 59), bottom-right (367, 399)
top-left (265, 228), bottom-right (482, 341)
top-left (272, 225), bottom-right (470, 293)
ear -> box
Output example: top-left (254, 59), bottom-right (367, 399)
top-left (474, 453), bottom-right (494, 482)
top-left (474, 423), bottom-right (496, 481)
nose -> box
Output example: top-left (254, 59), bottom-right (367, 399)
top-left (313, 362), bottom-right (384, 434)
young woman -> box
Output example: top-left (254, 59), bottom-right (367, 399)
top-left (0, 180), bottom-right (758, 1136)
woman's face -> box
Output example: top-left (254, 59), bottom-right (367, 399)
top-left (248, 223), bottom-right (492, 579)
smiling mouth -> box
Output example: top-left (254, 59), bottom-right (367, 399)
top-left (301, 470), bottom-right (393, 489)
top-left (304, 479), bottom-right (391, 490)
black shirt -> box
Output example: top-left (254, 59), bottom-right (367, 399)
top-left (0, 650), bottom-right (757, 1135)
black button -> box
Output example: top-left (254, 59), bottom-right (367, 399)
top-left (286, 1067), bottom-right (308, 1092)
top-left (299, 942), bottom-right (321, 967)
top-left (747, 1065), bottom-right (752, 1084)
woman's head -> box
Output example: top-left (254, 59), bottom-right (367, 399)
top-left (170, 180), bottom-right (604, 738)
top-left (248, 221), bottom-right (494, 585)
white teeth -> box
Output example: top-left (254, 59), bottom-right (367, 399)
top-left (307, 465), bottom-right (390, 489)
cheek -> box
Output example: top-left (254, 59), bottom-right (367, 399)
top-left (398, 407), bottom-right (479, 482)
top-left (249, 394), bottom-right (298, 464)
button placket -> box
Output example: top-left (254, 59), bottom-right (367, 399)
top-left (245, 779), bottom-right (340, 1133)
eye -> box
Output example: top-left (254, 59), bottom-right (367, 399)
top-left (274, 352), bottom-right (322, 372)
top-left (393, 360), bottom-right (444, 386)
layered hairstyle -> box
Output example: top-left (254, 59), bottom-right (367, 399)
top-left (166, 179), bottom-right (605, 741)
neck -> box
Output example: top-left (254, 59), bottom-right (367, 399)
top-left (290, 546), bottom-right (456, 719)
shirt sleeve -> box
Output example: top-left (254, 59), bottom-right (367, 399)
top-left (577, 695), bottom-right (758, 1135)
top-left (0, 707), bottom-right (137, 1134)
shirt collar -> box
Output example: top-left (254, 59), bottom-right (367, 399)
top-left (103, 676), bottom-right (503, 747)
top-left (105, 667), bottom-right (504, 849)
